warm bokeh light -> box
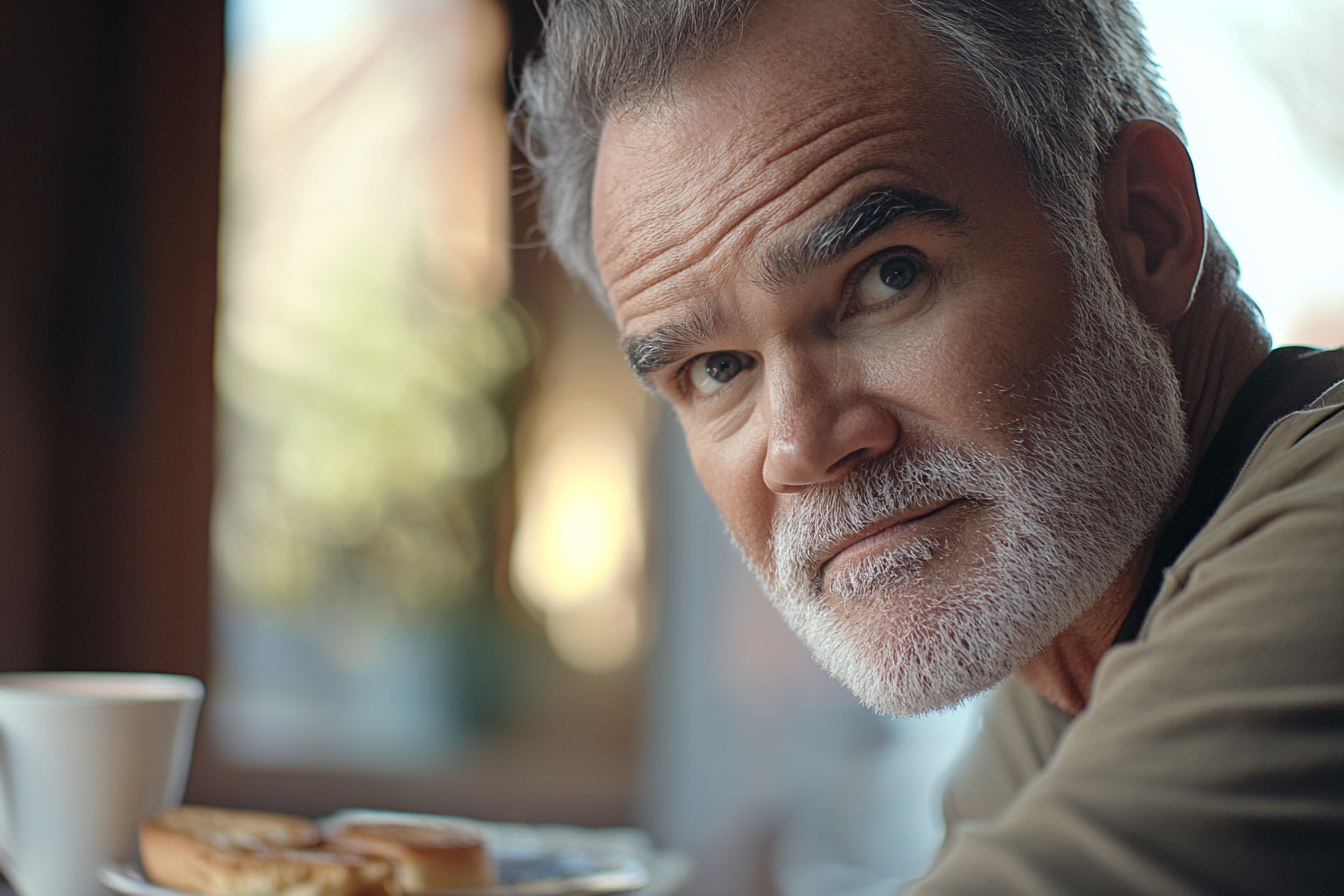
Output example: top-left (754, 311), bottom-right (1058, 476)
top-left (512, 408), bottom-right (642, 607)
top-left (546, 591), bottom-right (642, 674)
top-left (511, 402), bottom-right (646, 671)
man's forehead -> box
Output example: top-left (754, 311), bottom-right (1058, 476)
top-left (589, 0), bottom-right (981, 332)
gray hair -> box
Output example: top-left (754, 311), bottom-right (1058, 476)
top-left (512, 0), bottom-right (1233, 305)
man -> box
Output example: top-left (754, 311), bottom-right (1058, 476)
top-left (514, 0), bottom-right (1344, 891)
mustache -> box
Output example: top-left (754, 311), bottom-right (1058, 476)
top-left (767, 439), bottom-right (1015, 595)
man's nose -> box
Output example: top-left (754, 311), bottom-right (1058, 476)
top-left (761, 367), bottom-right (899, 494)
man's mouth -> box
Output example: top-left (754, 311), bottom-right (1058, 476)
top-left (816, 498), bottom-right (964, 576)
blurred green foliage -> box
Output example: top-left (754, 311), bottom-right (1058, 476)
top-left (214, 239), bottom-right (528, 616)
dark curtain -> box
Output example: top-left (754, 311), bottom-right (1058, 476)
top-left (0, 1), bottom-right (224, 679)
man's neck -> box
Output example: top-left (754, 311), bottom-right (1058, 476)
top-left (1016, 270), bottom-right (1272, 715)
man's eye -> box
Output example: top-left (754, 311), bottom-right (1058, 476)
top-left (854, 253), bottom-right (921, 308)
top-left (688, 352), bottom-right (746, 396)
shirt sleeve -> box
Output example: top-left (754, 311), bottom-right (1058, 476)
top-left (907, 396), bottom-right (1344, 895)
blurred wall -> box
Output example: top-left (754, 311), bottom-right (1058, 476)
top-left (0, 2), bottom-right (223, 678)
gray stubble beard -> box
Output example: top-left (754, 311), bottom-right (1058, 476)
top-left (748, 250), bottom-right (1189, 716)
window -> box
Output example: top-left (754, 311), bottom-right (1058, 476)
top-left (207, 0), bottom-right (653, 813)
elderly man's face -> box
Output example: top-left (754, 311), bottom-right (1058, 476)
top-left (592, 0), bottom-right (1184, 713)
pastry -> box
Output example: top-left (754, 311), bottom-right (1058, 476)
top-left (325, 822), bottom-right (496, 891)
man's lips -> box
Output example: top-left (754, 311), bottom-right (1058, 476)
top-left (817, 499), bottom-right (962, 574)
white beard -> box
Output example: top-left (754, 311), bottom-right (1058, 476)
top-left (750, 249), bottom-right (1188, 716)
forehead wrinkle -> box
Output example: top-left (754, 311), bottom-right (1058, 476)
top-left (603, 234), bottom-right (716, 307)
top-left (697, 108), bottom-right (945, 248)
top-left (602, 158), bottom-right (772, 302)
top-left (604, 98), bottom-right (923, 282)
top-left (753, 94), bottom-right (918, 168)
top-left (613, 119), bottom-right (931, 305)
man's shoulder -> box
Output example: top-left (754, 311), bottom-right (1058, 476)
top-left (1144, 366), bottom-right (1344, 633)
top-left (1122, 351), bottom-right (1344, 642)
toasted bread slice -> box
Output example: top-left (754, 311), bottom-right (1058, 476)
top-left (140, 807), bottom-right (396, 896)
top-left (325, 822), bottom-right (496, 891)
top-left (142, 806), bottom-right (322, 852)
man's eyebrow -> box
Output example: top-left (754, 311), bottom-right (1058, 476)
top-left (621, 304), bottom-right (718, 388)
top-left (758, 187), bottom-right (964, 292)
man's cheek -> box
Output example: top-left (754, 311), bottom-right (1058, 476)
top-left (688, 438), bottom-right (775, 564)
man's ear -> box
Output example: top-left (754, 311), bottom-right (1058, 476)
top-left (1099, 119), bottom-right (1205, 328)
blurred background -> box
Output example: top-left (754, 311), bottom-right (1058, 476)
top-left (0, 1), bottom-right (1340, 895)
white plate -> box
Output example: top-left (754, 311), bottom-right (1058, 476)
top-left (98, 810), bottom-right (690, 896)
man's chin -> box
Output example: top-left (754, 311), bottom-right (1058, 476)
top-left (809, 630), bottom-right (1007, 717)
top-left (765, 577), bottom-right (1029, 716)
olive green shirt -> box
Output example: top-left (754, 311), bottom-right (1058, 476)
top-left (910, 364), bottom-right (1344, 894)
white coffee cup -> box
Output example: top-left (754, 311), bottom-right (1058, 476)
top-left (0, 672), bottom-right (204, 896)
